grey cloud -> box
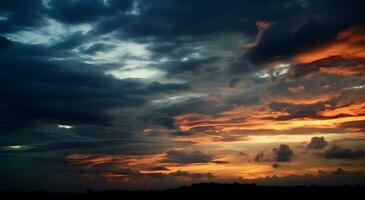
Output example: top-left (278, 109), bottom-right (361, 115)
top-left (273, 144), bottom-right (294, 162)
top-left (47, 0), bottom-right (134, 24)
top-left (325, 145), bottom-right (365, 159)
top-left (0, 0), bottom-right (46, 33)
top-left (166, 150), bottom-right (213, 164)
top-left (0, 35), bottom-right (12, 50)
top-left (0, 39), bottom-right (190, 138)
top-left (308, 137), bottom-right (328, 149)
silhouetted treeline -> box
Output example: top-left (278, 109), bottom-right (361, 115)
top-left (2, 183), bottom-right (365, 199)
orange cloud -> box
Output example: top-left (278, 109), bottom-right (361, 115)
top-left (175, 105), bottom-right (288, 132)
top-left (319, 102), bottom-right (365, 117)
top-left (288, 86), bottom-right (306, 94)
top-left (175, 101), bottom-right (365, 134)
top-left (66, 154), bottom-right (114, 167)
top-left (275, 91), bottom-right (341, 105)
top-left (293, 26), bottom-right (365, 63)
top-left (319, 64), bottom-right (365, 79)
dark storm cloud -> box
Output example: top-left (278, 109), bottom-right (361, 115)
top-left (0, 35), bottom-right (12, 49)
top-left (133, 113), bottom-right (181, 131)
top-left (273, 144), bottom-right (294, 162)
top-left (94, 0), bottom-right (346, 40)
top-left (3, 0), bottom-right (365, 66)
top-left (0, 0), bottom-right (45, 33)
top-left (149, 116), bottom-right (176, 129)
top-left (165, 150), bottom-right (213, 164)
top-left (47, 0), bottom-right (106, 24)
top-left (91, 0), bottom-right (312, 74)
top-left (47, 0), bottom-right (134, 24)
top-left (4, 0), bottom-right (363, 76)
top-left (92, 0), bottom-right (363, 76)
top-left (0, 137), bottom-right (176, 156)
top-left (0, 37), bottom-right (72, 59)
top-left (243, 1), bottom-right (365, 64)
top-left (244, 20), bottom-right (336, 64)
top-left (324, 145), bottom-right (365, 159)
top-left (1, 0), bottom-right (365, 191)
top-left (308, 137), bottom-right (328, 150)
top-left (0, 38), bottom-right (189, 133)
top-left (0, 58), bottom-right (142, 131)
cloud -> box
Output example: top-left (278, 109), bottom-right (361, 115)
top-left (212, 160), bottom-right (229, 164)
top-left (80, 42), bottom-right (116, 55)
top-left (331, 168), bottom-right (347, 175)
top-left (144, 165), bottom-right (169, 171)
top-left (272, 163), bottom-right (282, 169)
top-left (1, 0), bottom-right (365, 191)
top-left (244, 11), bottom-right (365, 65)
top-left (0, 35), bottom-right (12, 50)
top-left (268, 102), bottom-right (327, 120)
top-left (244, 20), bottom-right (272, 48)
top-left (165, 150), bottom-right (213, 164)
top-left (254, 152), bottom-right (265, 162)
top-left (94, 1), bottom-right (288, 39)
top-left (254, 145), bottom-right (294, 163)
top-left (50, 31), bottom-right (90, 50)
top-left (339, 120), bottom-right (365, 133)
top-left (161, 56), bottom-right (221, 76)
top-left (289, 56), bottom-right (365, 79)
top-left (273, 144), bottom-right (293, 162)
top-left (293, 26), bottom-right (365, 63)
top-left (307, 137), bottom-right (328, 149)
top-left (324, 145), bottom-right (365, 159)
top-left (0, 0), bottom-right (46, 33)
top-left (0, 39), bottom-right (190, 133)
top-left (47, 0), bottom-right (134, 24)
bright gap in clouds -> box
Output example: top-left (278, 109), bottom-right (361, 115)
top-left (256, 63), bottom-right (290, 78)
top-left (58, 124), bottom-right (73, 129)
top-left (106, 67), bottom-right (166, 80)
top-left (8, 145), bottom-right (22, 150)
top-left (5, 19), bottom-right (91, 45)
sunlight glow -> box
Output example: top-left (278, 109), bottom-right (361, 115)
top-left (58, 124), bottom-right (73, 129)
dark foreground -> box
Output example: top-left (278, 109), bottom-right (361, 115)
top-left (2, 183), bottom-right (364, 199)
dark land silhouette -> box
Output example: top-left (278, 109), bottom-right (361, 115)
top-left (2, 182), bottom-right (364, 199)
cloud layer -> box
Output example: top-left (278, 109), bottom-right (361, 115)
top-left (0, 0), bottom-right (365, 190)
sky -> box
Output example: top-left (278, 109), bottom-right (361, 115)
top-left (1, 0), bottom-right (365, 191)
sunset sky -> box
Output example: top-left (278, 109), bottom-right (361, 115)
top-left (1, 0), bottom-right (365, 191)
